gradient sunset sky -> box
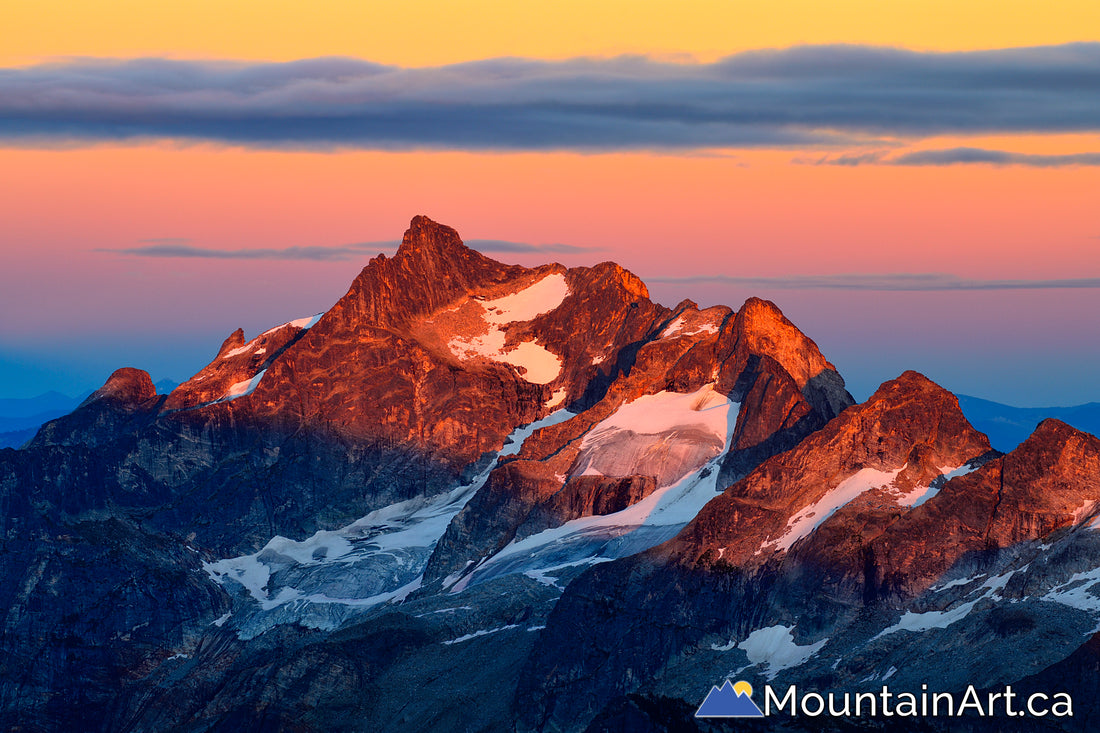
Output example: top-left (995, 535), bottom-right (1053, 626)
top-left (2, 1), bottom-right (1099, 405)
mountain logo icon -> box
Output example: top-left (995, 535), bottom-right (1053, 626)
top-left (695, 679), bottom-right (766, 718)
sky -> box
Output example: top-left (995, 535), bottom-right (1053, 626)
top-left (1, 1), bottom-right (1099, 406)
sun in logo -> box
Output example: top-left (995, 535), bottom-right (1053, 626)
top-left (695, 679), bottom-right (766, 718)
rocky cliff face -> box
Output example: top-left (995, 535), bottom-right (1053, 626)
top-left (421, 290), bottom-right (852, 589)
top-left (248, 216), bottom-right (670, 470)
top-left (667, 370), bottom-right (993, 570)
top-left (2, 216), bottom-right (1098, 733)
top-left (517, 378), bottom-right (1100, 731)
top-left (164, 319), bottom-right (312, 411)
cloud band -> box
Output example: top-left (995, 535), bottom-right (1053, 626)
top-left (4, 44), bottom-right (1100, 151)
top-left (102, 238), bottom-right (591, 261)
top-left (648, 273), bottom-right (1100, 291)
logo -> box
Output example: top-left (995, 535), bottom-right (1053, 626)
top-left (695, 680), bottom-right (765, 718)
top-left (695, 680), bottom-right (1074, 720)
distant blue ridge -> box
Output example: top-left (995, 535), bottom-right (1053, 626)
top-left (0, 380), bottom-right (177, 449)
top-left (956, 395), bottom-right (1100, 453)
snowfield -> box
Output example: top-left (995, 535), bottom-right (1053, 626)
top-left (447, 273), bottom-right (568, 384)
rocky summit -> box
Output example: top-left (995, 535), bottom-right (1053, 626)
top-left (1, 216), bottom-right (1098, 732)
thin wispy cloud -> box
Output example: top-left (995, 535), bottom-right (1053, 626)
top-left (3, 44), bottom-right (1100, 151)
top-left (137, 237), bottom-right (193, 246)
top-left (809, 147), bottom-right (1100, 167)
top-left (648, 273), bottom-right (1100, 291)
top-left (466, 239), bottom-right (597, 254)
top-left (796, 151), bottom-right (892, 166)
top-left (104, 241), bottom-right (396, 261)
top-left (103, 238), bottom-right (592, 261)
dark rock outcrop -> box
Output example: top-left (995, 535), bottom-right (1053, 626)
top-left (27, 367), bottom-right (163, 448)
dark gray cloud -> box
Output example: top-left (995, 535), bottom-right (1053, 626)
top-left (892, 148), bottom-right (1100, 166)
top-left (103, 238), bottom-right (590, 260)
top-left (3, 44), bottom-right (1100, 150)
top-left (648, 273), bottom-right (1100, 291)
top-left (811, 147), bottom-right (1100, 166)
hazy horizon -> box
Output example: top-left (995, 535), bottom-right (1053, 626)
top-left (3, 236), bottom-right (1097, 408)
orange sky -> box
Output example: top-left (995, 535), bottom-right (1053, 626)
top-left (5, 0), bottom-right (1100, 66)
top-left (4, 142), bottom-right (1097, 278)
top-left (1, 1), bottom-right (1098, 404)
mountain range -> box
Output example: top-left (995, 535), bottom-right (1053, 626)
top-left (1, 216), bottom-right (1098, 732)
top-left (9, 378), bottom-right (1093, 457)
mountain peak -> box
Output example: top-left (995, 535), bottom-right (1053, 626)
top-left (329, 215), bottom-right (519, 332)
top-left (1032, 417), bottom-right (1082, 440)
top-left (668, 371), bottom-right (990, 567)
top-left (869, 369), bottom-right (951, 403)
top-left (216, 328), bottom-right (246, 358)
top-left (397, 215), bottom-right (464, 254)
top-left (86, 367), bottom-right (156, 407)
top-left (731, 296), bottom-right (837, 390)
top-left (393, 215), bottom-right (493, 270)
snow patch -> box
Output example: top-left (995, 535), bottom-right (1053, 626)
top-left (1073, 500), bottom-right (1098, 524)
top-left (442, 624), bottom-right (520, 645)
top-left (448, 273), bottom-right (568, 384)
top-left (1043, 567), bottom-right (1100, 613)
top-left (521, 558), bottom-right (614, 590)
top-left (895, 484), bottom-right (938, 508)
top-left (583, 386), bottom-right (730, 440)
top-left (571, 385), bottom-right (735, 488)
top-left (222, 369), bottom-right (266, 401)
top-left (766, 467), bottom-right (902, 552)
top-left (222, 342), bottom-right (259, 359)
top-left (877, 571), bottom-right (1017, 638)
top-left (546, 388), bottom-right (568, 409)
top-left (263, 313), bottom-right (323, 336)
top-left (660, 316), bottom-right (719, 339)
top-left (943, 463), bottom-right (980, 481)
top-left (221, 314), bottom-right (323, 359)
top-left (499, 408), bottom-right (574, 457)
top-left (877, 599), bottom-right (983, 637)
top-left (895, 463), bottom-right (982, 508)
top-left (454, 403), bottom-right (740, 591)
top-left (482, 273), bottom-right (569, 324)
top-left (448, 331), bottom-right (561, 385)
top-left (931, 575), bottom-right (983, 592)
top-left (203, 416), bottom-right (550, 634)
top-left (729, 625), bottom-right (827, 681)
